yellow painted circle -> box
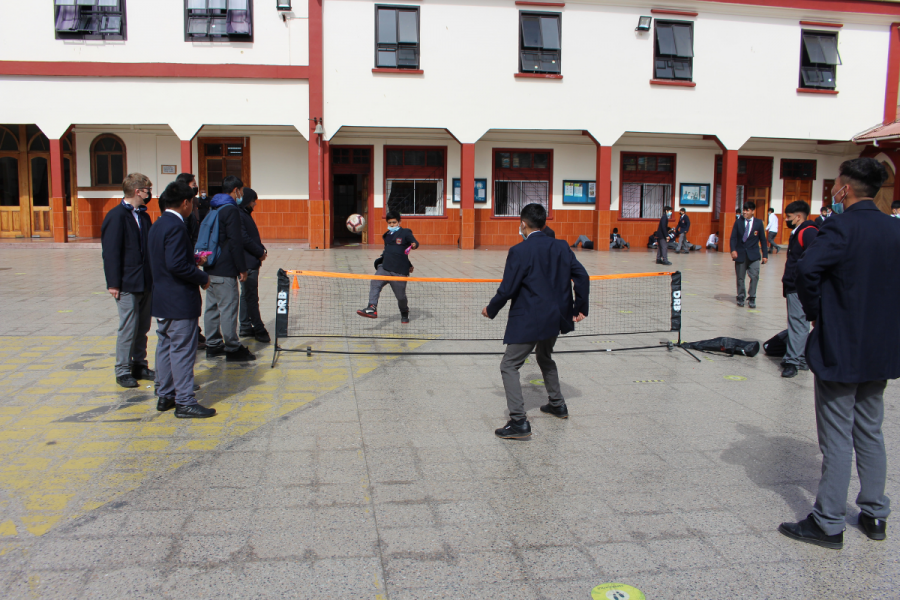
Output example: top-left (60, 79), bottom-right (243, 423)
top-left (724, 375), bottom-right (747, 381)
top-left (591, 583), bottom-right (646, 600)
top-left (529, 379), bottom-right (544, 386)
top-left (619, 310), bottom-right (633, 314)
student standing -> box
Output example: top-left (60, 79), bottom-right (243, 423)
top-left (174, 172), bottom-right (206, 349)
top-left (357, 211), bottom-right (418, 323)
top-left (779, 201), bottom-right (817, 378)
top-left (238, 188), bottom-right (270, 343)
top-left (730, 201), bottom-right (768, 308)
top-left (814, 205), bottom-right (832, 227)
top-left (101, 173), bottom-right (154, 388)
top-left (674, 208), bottom-right (691, 253)
top-left (780, 158), bottom-right (899, 549)
top-left (482, 203), bottom-right (590, 439)
top-left (766, 207), bottom-right (781, 254)
top-left (655, 206), bottom-right (673, 265)
top-left (204, 175), bottom-right (255, 362)
top-left (149, 181), bottom-right (215, 418)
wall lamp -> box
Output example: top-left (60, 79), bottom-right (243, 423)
top-left (636, 16), bottom-right (652, 32)
top-left (310, 118), bottom-right (325, 135)
top-left (277, 0), bottom-right (292, 10)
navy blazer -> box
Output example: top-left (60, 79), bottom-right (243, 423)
top-left (675, 214), bottom-right (690, 234)
top-left (487, 231), bottom-right (590, 345)
top-left (148, 211), bottom-right (210, 320)
top-left (729, 217), bottom-right (768, 263)
top-left (101, 202), bottom-right (153, 293)
top-left (655, 214), bottom-right (671, 240)
top-left (796, 200), bottom-right (900, 383)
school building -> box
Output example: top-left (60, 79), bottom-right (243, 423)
top-left (2, 0), bottom-right (900, 251)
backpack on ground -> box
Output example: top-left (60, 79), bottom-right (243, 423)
top-left (195, 208), bottom-right (222, 268)
top-left (682, 337), bottom-right (760, 357)
top-left (763, 330), bottom-right (789, 357)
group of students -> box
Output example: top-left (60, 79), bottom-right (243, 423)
top-left (100, 172), bottom-right (269, 418)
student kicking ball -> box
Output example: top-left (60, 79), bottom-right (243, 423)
top-left (357, 211), bottom-right (419, 324)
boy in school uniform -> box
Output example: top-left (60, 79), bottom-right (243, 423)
top-left (357, 211), bottom-right (419, 324)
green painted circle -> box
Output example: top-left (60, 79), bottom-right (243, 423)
top-left (529, 379), bottom-right (544, 386)
top-left (619, 310), bottom-right (633, 314)
top-left (724, 375), bottom-right (747, 381)
top-left (591, 583), bottom-right (646, 600)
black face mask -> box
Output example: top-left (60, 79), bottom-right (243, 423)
top-left (785, 220), bottom-right (798, 230)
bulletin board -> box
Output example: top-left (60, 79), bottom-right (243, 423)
top-left (452, 178), bottom-right (488, 203)
top-left (562, 180), bottom-right (596, 204)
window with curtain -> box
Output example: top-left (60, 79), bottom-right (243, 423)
top-left (185, 0), bottom-right (252, 42)
top-left (494, 181), bottom-right (549, 217)
top-left (800, 31), bottom-right (840, 89)
top-left (375, 6), bottom-right (420, 69)
top-left (386, 179), bottom-right (443, 215)
top-left (54, 0), bottom-right (126, 40)
top-left (519, 12), bottom-right (561, 74)
top-left (621, 183), bottom-right (671, 219)
top-left (91, 135), bottom-right (126, 187)
top-left (654, 20), bottom-right (693, 80)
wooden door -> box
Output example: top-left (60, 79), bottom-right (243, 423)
top-left (780, 179), bottom-right (813, 244)
top-left (748, 186), bottom-right (770, 220)
top-left (0, 154), bottom-right (21, 237)
top-left (198, 138), bottom-right (251, 197)
top-left (28, 154), bottom-right (52, 237)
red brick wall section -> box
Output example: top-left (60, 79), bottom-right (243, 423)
top-left (394, 210), bottom-right (461, 247)
top-left (474, 209), bottom-right (598, 247)
top-left (611, 211), bottom-right (716, 250)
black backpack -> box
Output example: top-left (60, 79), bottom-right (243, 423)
top-left (682, 337), bottom-right (760, 357)
top-left (763, 330), bottom-right (788, 357)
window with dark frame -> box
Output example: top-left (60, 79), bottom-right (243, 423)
top-left (375, 6), bottom-right (420, 69)
top-left (91, 134), bottom-right (126, 187)
top-left (654, 20), bottom-right (693, 81)
top-left (385, 147), bottom-right (445, 216)
top-left (493, 150), bottom-right (552, 217)
top-left (519, 12), bottom-right (561, 74)
top-left (781, 159), bottom-right (817, 180)
top-left (54, 0), bottom-right (126, 40)
top-left (800, 31), bottom-right (840, 89)
top-left (185, 0), bottom-right (252, 43)
top-left (620, 153), bottom-right (674, 219)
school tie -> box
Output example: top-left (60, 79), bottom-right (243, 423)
top-left (743, 219), bottom-right (751, 242)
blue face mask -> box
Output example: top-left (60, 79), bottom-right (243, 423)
top-left (831, 186), bottom-right (846, 215)
top-left (388, 225), bottom-right (400, 233)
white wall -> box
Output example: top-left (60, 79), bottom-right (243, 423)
top-left (250, 135), bottom-right (309, 198)
top-left (324, 0), bottom-right (891, 145)
top-left (74, 128), bottom-right (181, 196)
top-left (1, 0), bottom-right (309, 66)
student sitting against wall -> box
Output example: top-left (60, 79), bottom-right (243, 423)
top-left (609, 228), bottom-right (630, 249)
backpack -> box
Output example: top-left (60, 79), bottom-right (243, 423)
top-left (763, 330), bottom-right (788, 357)
top-left (195, 207), bottom-right (222, 268)
top-left (681, 337), bottom-right (761, 357)
top-left (796, 225), bottom-right (818, 247)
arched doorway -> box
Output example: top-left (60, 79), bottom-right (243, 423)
top-left (0, 125), bottom-right (22, 237)
top-left (27, 127), bottom-right (75, 237)
top-left (874, 160), bottom-right (894, 215)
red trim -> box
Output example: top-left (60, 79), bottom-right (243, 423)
top-left (651, 9), bottom-right (698, 16)
top-left (329, 145), bottom-right (374, 241)
top-left (383, 146), bottom-right (449, 219)
top-left (491, 148), bottom-right (554, 220)
top-left (797, 87), bottom-right (839, 94)
top-left (799, 20), bottom-right (843, 27)
top-left (180, 140), bottom-right (192, 176)
top-left (49, 138), bottom-right (68, 244)
top-left (308, 0), bottom-right (326, 249)
top-left (515, 73), bottom-right (563, 79)
top-left (693, 0), bottom-right (900, 16)
top-left (650, 79), bottom-right (696, 87)
top-left (703, 134), bottom-right (727, 152)
top-left (886, 23), bottom-right (900, 124)
top-left (372, 68), bottom-right (424, 74)
top-left (0, 61), bottom-right (309, 80)
top-left (618, 152), bottom-right (677, 221)
top-left (515, 1), bottom-right (565, 6)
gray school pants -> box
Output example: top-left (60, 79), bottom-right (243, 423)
top-left (656, 238), bottom-right (668, 262)
top-left (734, 259), bottom-right (760, 301)
top-left (812, 377), bottom-right (891, 536)
top-left (675, 232), bottom-right (688, 252)
top-left (784, 293), bottom-right (809, 368)
top-left (155, 318), bottom-right (199, 407)
top-left (500, 337), bottom-right (563, 421)
top-left (114, 291), bottom-right (152, 378)
top-left (368, 266), bottom-right (408, 313)
top-left (205, 275), bottom-right (241, 352)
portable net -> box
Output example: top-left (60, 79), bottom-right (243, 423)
top-left (274, 269), bottom-right (681, 348)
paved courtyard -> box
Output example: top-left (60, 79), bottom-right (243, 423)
top-left (0, 243), bottom-right (897, 599)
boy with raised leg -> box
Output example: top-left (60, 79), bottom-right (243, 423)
top-left (357, 211), bottom-right (418, 324)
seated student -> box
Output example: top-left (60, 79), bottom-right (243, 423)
top-left (707, 233), bottom-right (719, 250)
top-left (609, 228), bottom-right (630, 249)
top-left (892, 200), bottom-right (900, 218)
top-left (571, 235), bottom-right (594, 249)
top-left (357, 211), bottom-right (418, 323)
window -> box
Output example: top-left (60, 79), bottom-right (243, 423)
top-left (386, 180), bottom-right (443, 215)
top-left (375, 6), bottom-right (419, 69)
top-left (55, 0), bottom-right (126, 40)
top-left (620, 153), bottom-right (675, 218)
top-left (333, 148), bottom-right (371, 165)
top-left (384, 146), bottom-right (446, 216)
top-left (621, 184), bottom-right (671, 219)
top-left (493, 149), bottom-right (552, 216)
top-left (781, 159), bottom-right (816, 180)
top-left (90, 134), bottom-right (126, 187)
top-left (199, 138), bottom-right (250, 196)
top-left (519, 12), bottom-right (561, 74)
top-left (800, 31), bottom-right (840, 89)
top-left (654, 21), bottom-right (693, 80)
top-left (494, 181), bottom-right (549, 217)
top-left (185, 0), bottom-right (252, 42)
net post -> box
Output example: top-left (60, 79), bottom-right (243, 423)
top-left (273, 269), bottom-right (291, 368)
top-left (670, 271), bottom-right (682, 336)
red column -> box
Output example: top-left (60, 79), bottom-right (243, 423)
top-left (884, 23), bottom-right (900, 124)
top-left (594, 145), bottom-right (612, 251)
top-left (721, 149), bottom-right (739, 252)
top-left (180, 140), bottom-right (192, 175)
top-left (307, 0), bottom-right (326, 249)
top-left (460, 143), bottom-right (475, 249)
top-left (49, 138), bottom-right (67, 243)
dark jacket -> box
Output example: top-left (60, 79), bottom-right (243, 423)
top-left (203, 194), bottom-right (247, 278)
top-left (781, 220), bottom-right (818, 297)
top-left (730, 217), bottom-right (768, 262)
top-left (542, 225), bottom-right (556, 239)
top-left (655, 213), bottom-right (671, 240)
top-left (796, 200), bottom-right (900, 383)
top-left (101, 201), bottom-right (153, 293)
top-left (814, 214), bottom-right (831, 228)
top-left (240, 205), bottom-right (266, 270)
top-left (676, 213), bottom-right (691, 234)
top-left (487, 231), bottom-right (590, 345)
top-left (147, 211), bottom-right (209, 320)
top-left (379, 227), bottom-right (418, 276)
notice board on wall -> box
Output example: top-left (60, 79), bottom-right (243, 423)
top-left (562, 180), bottom-right (596, 204)
top-left (452, 178), bottom-right (488, 203)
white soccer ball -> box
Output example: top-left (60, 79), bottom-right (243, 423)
top-left (346, 214), bottom-right (366, 234)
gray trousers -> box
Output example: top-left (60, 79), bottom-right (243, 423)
top-left (812, 377), bottom-right (891, 535)
top-left (767, 231), bottom-right (780, 253)
top-left (368, 266), bottom-right (408, 313)
top-left (155, 318), bottom-right (199, 407)
top-left (205, 275), bottom-right (241, 352)
top-left (784, 293), bottom-right (809, 368)
top-left (239, 268), bottom-right (264, 333)
top-left (675, 232), bottom-right (688, 252)
top-left (500, 337), bottom-right (563, 421)
top-left (734, 259), bottom-right (760, 301)
top-left (114, 291), bottom-right (152, 377)
top-left (656, 238), bottom-right (668, 262)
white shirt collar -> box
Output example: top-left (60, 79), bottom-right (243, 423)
top-left (166, 209), bottom-right (185, 222)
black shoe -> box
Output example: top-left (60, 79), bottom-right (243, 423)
top-left (357, 304), bottom-right (377, 318)
top-left (254, 330), bottom-right (271, 343)
top-left (131, 365), bottom-right (155, 380)
top-left (495, 418), bottom-right (532, 439)
top-left (748, 299), bottom-right (757, 309)
top-left (116, 375), bottom-right (139, 388)
top-left (225, 345), bottom-right (257, 362)
top-left (239, 329), bottom-right (254, 338)
top-left (540, 402), bottom-right (569, 419)
top-left (736, 298), bottom-right (745, 307)
top-left (859, 514), bottom-right (887, 541)
top-left (194, 383), bottom-right (201, 391)
top-left (778, 514), bottom-right (843, 549)
top-left (661, 260), bottom-right (673, 266)
top-left (157, 396), bottom-right (176, 412)
top-left (206, 345), bottom-right (226, 358)
top-left (174, 404), bottom-right (217, 419)
top-left (401, 312), bottom-right (410, 324)
top-left (782, 364), bottom-right (798, 378)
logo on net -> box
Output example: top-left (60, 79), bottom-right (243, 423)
top-left (672, 290), bottom-right (682, 312)
top-left (277, 291), bottom-right (288, 314)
